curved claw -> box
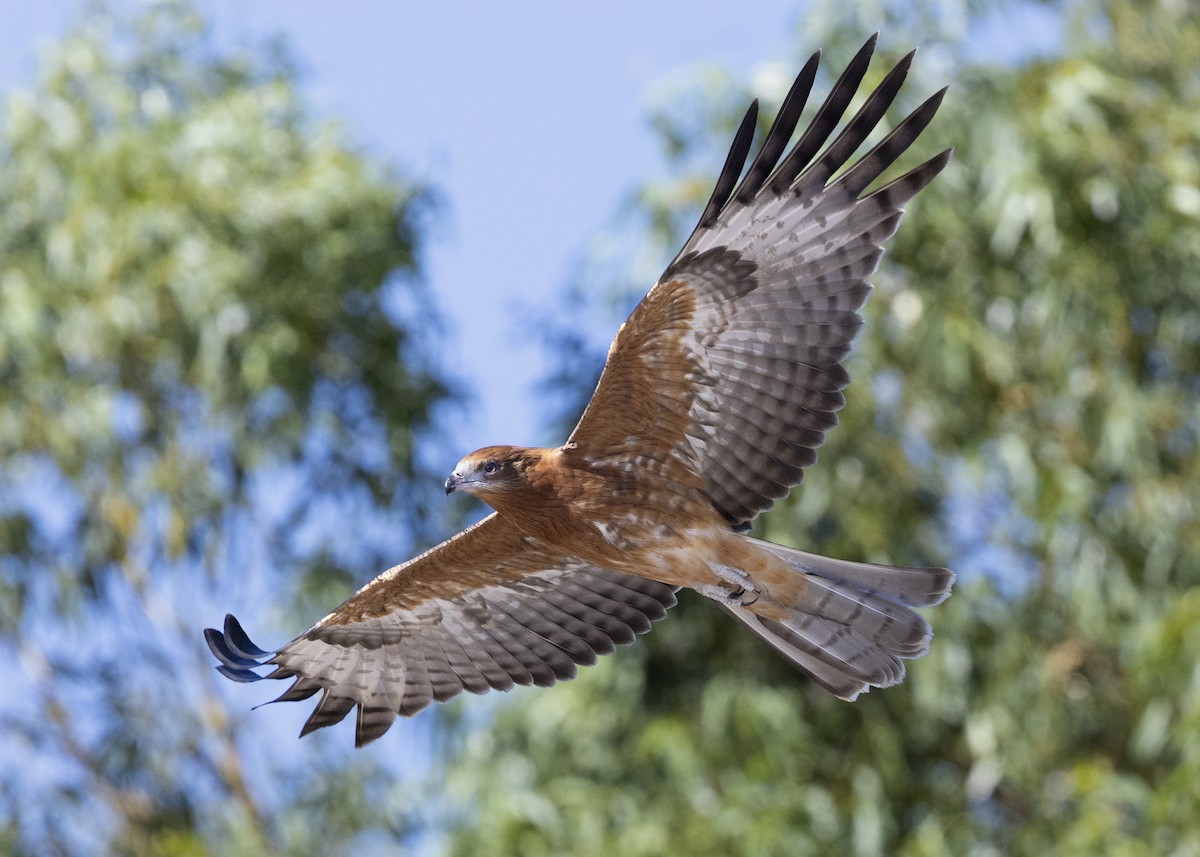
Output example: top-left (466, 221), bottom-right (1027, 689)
top-left (697, 583), bottom-right (759, 608)
top-left (701, 565), bottom-right (761, 607)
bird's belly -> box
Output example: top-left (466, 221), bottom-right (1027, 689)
top-left (494, 491), bottom-right (748, 591)
top-left (592, 522), bottom-right (742, 590)
top-left (613, 527), bottom-right (803, 608)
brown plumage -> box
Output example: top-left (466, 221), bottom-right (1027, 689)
top-left (207, 35), bottom-right (955, 747)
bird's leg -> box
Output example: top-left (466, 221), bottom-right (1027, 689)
top-left (698, 565), bottom-right (760, 607)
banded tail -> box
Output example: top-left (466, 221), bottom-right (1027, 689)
top-left (725, 537), bottom-right (954, 699)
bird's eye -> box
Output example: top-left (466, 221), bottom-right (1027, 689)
top-left (483, 461), bottom-right (499, 475)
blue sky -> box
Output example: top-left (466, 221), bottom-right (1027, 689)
top-left (0, 0), bottom-right (810, 463)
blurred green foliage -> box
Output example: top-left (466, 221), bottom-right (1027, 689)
top-left (0, 3), bottom-right (444, 600)
top-left (444, 1), bottom-right (1200, 855)
top-left (0, 3), bottom-right (450, 854)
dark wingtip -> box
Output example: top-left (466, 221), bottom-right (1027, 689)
top-left (767, 32), bottom-right (883, 194)
top-left (223, 613), bottom-right (271, 659)
top-left (694, 98), bottom-right (760, 231)
top-left (854, 32), bottom-right (879, 66)
top-left (206, 626), bottom-right (260, 669)
top-left (894, 147), bottom-right (954, 201)
top-left (203, 626), bottom-right (225, 658)
top-left (927, 85), bottom-right (950, 113)
top-left (216, 663), bottom-right (267, 683)
top-left (854, 33), bottom-right (879, 66)
top-left (734, 50), bottom-right (822, 204)
top-left (207, 614), bottom-right (276, 685)
top-left (298, 719), bottom-right (321, 739)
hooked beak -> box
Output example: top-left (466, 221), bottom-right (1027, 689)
top-left (445, 472), bottom-right (464, 495)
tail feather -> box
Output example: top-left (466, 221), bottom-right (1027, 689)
top-left (720, 536), bottom-right (953, 699)
top-left (762, 611), bottom-right (906, 685)
top-left (751, 537), bottom-right (954, 607)
top-left (721, 603), bottom-right (882, 700)
top-left (801, 574), bottom-right (932, 656)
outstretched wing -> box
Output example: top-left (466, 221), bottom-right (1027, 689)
top-left (568, 35), bottom-right (951, 528)
top-left (206, 514), bottom-right (677, 746)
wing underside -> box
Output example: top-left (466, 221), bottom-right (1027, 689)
top-left (206, 514), bottom-right (678, 745)
top-left (569, 35), bottom-right (951, 528)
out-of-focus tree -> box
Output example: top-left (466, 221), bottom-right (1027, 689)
top-left (444, 1), bottom-right (1200, 855)
top-left (0, 3), bottom-right (452, 854)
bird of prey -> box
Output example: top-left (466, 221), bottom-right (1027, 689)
top-left (207, 35), bottom-right (955, 747)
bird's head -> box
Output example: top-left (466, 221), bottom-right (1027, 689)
top-left (445, 446), bottom-right (527, 498)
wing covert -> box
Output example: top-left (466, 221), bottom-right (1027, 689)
top-left (206, 514), bottom-right (678, 746)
